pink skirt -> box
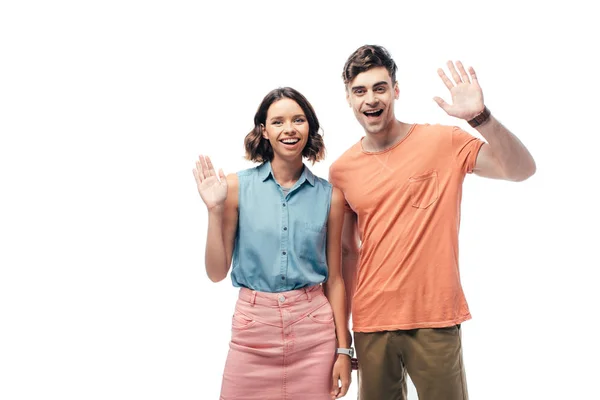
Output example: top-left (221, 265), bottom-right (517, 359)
top-left (220, 284), bottom-right (336, 400)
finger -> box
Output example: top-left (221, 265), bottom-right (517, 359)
top-left (456, 61), bottom-right (471, 84)
top-left (197, 157), bottom-right (206, 180)
top-left (447, 60), bottom-right (463, 85)
top-left (433, 96), bottom-right (451, 112)
top-left (468, 66), bottom-right (479, 83)
top-left (437, 68), bottom-right (454, 91)
top-left (192, 168), bottom-right (201, 184)
top-left (331, 375), bottom-right (340, 397)
top-left (331, 387), bottom-right (340, 399)
top-left (196, 160), bottom-right (204, 181)
top-left (218, 168), bottom-right (226, 182)
top-left (338, 379), bottom-right (350, 397)
top-left (204, 156), bottom-right (216, 177)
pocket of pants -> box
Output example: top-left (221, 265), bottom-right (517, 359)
top-left (231, 310), bottom-right (256, 331)
top-left (306, 301), bottom-right (334, 325)
top-left (408, 170), bottom-right (439, 209)
top-left (435, 324), bottom-right (460, 335)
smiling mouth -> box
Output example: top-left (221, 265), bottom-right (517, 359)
top-left (280, 138), bottom-right (300, 145)
top-left (363, 110), bottom-right (384, 117)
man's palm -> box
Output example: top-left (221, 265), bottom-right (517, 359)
top-left (434, 60), bottom-right (485, 120)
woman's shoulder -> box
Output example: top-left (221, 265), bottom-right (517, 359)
top-left (306, 167), bottom-right (333, 192)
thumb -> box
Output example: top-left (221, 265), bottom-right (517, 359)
top-left (218, 168), bottom-right (226, 181)
top-left (331, 374), bottom-right (340, 396)
top-left (433, 96), bottom-right (451, 112)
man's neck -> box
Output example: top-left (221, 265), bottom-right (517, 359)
top-left (362, 120), bottom-right (412, 152)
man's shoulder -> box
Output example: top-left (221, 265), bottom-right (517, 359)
top-left (407, 123), bottom-right (464, 149)
top-left (414, 123), bottom-right (457, 136)
top-left (329, 140), bottom-right (363, 172)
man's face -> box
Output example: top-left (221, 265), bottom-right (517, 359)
top-left (346, 66), bottom-right (399, 135)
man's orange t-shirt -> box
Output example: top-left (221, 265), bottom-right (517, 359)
top-left (329, 123), bottom-right (485, 332)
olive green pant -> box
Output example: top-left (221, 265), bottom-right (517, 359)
top-left (354, 325), bottom-right (468, 400)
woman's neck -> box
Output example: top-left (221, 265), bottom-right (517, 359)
top-left (270, 156), bottom-right (304, 188)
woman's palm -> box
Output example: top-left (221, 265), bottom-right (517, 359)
top-left (193, 155), bottom-right (228, 209)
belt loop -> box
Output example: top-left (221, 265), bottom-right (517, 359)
top-left (250, 291), bottom-right (257, 306)
top-left (304, 287), bottom-right (312, 302)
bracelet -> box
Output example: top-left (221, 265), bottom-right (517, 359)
top-left (467, 106), bottom-right (491, 128)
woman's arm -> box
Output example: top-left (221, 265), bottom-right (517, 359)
top-left (193, 155), bottom-right (238, 282)
top-left (324, 187), bottom-right (351, 398)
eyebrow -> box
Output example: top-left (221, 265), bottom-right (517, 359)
top-left (269, 114), bottom-right (306, 121)
top-left (351, 81), bottom-right (389, 91)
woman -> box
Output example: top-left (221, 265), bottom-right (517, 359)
top-left (192, 87), bottom-right (351, 400)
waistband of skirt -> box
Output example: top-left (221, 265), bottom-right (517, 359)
top-left (238, 284), bottom-right (323, 306)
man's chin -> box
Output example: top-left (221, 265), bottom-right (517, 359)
top-left (365, 125), bottom-right (385, 135)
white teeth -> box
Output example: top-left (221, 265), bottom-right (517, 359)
top-left (281, 139), bottom-right (300, 144)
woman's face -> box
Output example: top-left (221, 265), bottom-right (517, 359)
top-left (262, 98), bottom-right (310, 162)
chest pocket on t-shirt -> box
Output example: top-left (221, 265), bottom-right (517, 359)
top-left (408, 170), bottom-right (439, 209)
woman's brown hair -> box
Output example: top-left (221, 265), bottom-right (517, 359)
top-left (244, 87), bottom-right (325, 164)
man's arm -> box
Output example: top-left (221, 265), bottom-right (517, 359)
top-left (434, 60), bottom-right (536, 182)
top-left (472, 116), bottom-right (536, 181)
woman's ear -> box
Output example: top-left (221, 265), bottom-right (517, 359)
top-left (260, 124), bottom-right (268, 140)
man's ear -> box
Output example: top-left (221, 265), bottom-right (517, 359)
top-left (394, 81), bottom-right (400, 100)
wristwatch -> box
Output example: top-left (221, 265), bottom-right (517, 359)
top-left (467, 106), bottom-right (491, 128)
top-left (336, 348), bottom-right (354, 357)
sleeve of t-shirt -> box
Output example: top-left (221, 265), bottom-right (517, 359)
top-left (341, 196), bottom-right (352, 213)
top-left (328, 164), bottom-right (353, 213)
top-left (451, 126), bottom-right (486, 174)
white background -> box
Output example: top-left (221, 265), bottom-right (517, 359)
top-left (1, 0), bottom-right (598, 399)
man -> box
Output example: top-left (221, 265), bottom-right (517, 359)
top-left (328, 45), bottom-right (536, 399)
